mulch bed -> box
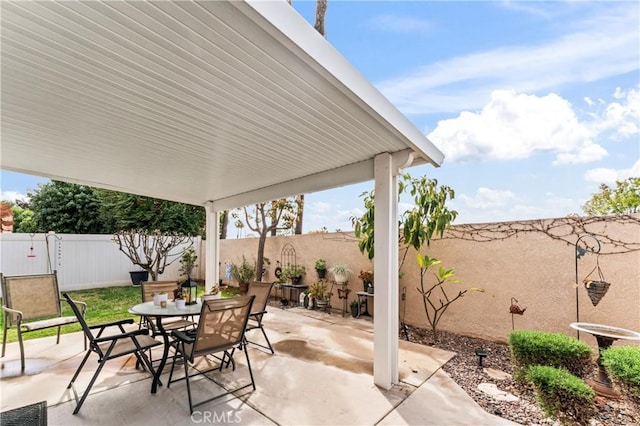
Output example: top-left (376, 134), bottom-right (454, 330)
top-left (406, 325), bottom-right (640, 425)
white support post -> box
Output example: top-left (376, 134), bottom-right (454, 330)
top-left (204, 202), bottom-right (220, 294)
top-left (373, 152), bottom-right (399, 389)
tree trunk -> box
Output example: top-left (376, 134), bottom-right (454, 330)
top-left (314, 0), bottom-right (327, 36)
top-left (220, 210), bottom-right (228, 240)
top-left (295, 195), bottom-right (304, 235)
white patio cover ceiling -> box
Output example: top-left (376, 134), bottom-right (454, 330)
top-left (1, 0), bottom-right (443, 209)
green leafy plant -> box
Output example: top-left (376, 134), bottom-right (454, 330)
top-left (416, 255), bottom-right (483, 341)
top-left (602, 346), bottom-right (640, 400)
top-left (231, 255), bottom-right (256, 285)
top-left (282, 264), bottom-right (306, 280)
top-left (328, 263), bottom-right (352, 276)
top-left (179, 247), bottom-right (198, 277)
top-left (308, 281), bottom-right (332, 301)
top-left (314, 259), bottom-right (327, 270)
top-left (526, 365), bottom-right (595, 422)
top-left (509, 330), bottom-right (592, 380)
top-left (350, 300), bottom-right (359, 308)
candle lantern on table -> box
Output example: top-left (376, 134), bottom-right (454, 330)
top-left (181, 277), bottom-right (198, 305)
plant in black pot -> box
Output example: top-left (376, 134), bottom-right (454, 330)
top-left (350, 300), bottom-right (359, 317)
top-left (282, 264), bottom-right (306, 285)
top-left (358, 270), bottom-right (374, 293)
top-left (231, 255), bottom-right (256, 294)
top-left (314, 259), bottom-right (327, 279)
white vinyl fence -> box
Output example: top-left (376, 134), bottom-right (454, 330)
top-left (0, 233), bottom-right (201, 296)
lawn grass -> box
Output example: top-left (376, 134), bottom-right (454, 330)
top-left (1, 283), bottom-right (238, 344)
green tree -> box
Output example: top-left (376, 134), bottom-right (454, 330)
top-left (352, 173), bottom-right (480, 341)
top-left (582, 177), bottom-right (640, 216)
top-left (11, 204), bottom-right (36, 233)
top-left (26, 181), bottom-right (105, 233)
top-left (351, 173), bottom-right (458, 262)
top-left (96, 190), bottom-right (205, 235)
top-left (242, 198), bottom-right (301, 280)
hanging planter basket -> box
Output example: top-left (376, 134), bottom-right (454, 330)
top-left (583, 258), bottom-right (610, 307)
top-left (584, 280), bottom-right (610, 306)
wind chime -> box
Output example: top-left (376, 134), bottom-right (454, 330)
top-left (27, 233), bottom-right (37, 258)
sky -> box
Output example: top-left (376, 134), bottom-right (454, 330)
top-left (1, 1), bottom-right (639, 236)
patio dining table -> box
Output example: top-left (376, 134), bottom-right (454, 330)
top-left (129, 300), bottom-right (202, 393)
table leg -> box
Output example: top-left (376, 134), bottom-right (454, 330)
top-left (151, 316), bottom-right (169, 394)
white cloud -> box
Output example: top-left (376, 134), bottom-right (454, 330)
top-left (1, 191), bottom-right (27, 203)
top-left (367, 15), bottom-right (432, 34)
top-left (587, 88), bottom-right (640, 140)
top-left (584, 159), bottom-right (640, 184)
top-left (376, 5), bottom-right (638, 114)
top-left (427, 90), bottom-right (607, 164)
top-left (453, 189), bottom-right (582, 224)
top-left (310, 201), bottom-right (331, 214)
top-left (457, 187), bottom-right (517, 210)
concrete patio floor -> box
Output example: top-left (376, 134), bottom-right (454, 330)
top-left (1, 305), bottom-right (517, 425)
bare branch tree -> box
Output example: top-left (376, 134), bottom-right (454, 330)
top-left (113, 230), bottom-right (192, 281)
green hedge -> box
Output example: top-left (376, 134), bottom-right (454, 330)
top-left (601, 346), bottom-right (640, 400)
top-left (526, 365), bottom-right (595, 422)
top-left (509, 330), bottom-right (592, 380)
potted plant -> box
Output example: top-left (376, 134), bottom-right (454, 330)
top-left (282, 264), bottom-right (306, 285)
top-left (329, 263), bottom-right (352, 284)
top-left (308, 281), bottom-right (332, 309)
top-left (231, 255), bottom-right (256, 294)
top-left (350, 300), bottom-right (359, 317)
top-left (113, 230), bottom-right (192, 284)
top-left (179, 247), bottom-right (198, 279)
top-left (314, 258), bottom-right (327, 279)
top-left (358, 270), bottom-right (374, 292)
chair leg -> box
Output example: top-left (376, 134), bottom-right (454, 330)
top-left (260, 326), bottom-right (275, 354)
top-left (1, 321), bottom-right (7, 357)
top-left (73, 358), bottom-right (107, 414)
top-left (182, 343), bottom-right (194, 415)
top-left (17, 326), bottom-right (25, 371)
top-left (242, 339), bottom-right (257, 391)
top-left (68, 349), bottom-right (93, 389)
top-left (56, 325), bottom-right (62, 344)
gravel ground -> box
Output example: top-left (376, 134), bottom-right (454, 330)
top-left (406, 325), bottom-right (640, 425)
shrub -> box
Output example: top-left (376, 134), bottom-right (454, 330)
top-left (526, 365), bottom-right (595, 422)
top-left (601, 346), bottom-right (640, 401)
top-left (509, 330), bottom-right (592, 380)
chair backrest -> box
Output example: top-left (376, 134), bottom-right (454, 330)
top-left (141, 281), bottom-right (180, 302)
top-left (62, 293), bottom-right (96, 343)
top-left (247, 281), bottom-right (275, 314)
top-left (192, 295), bottom-right (255, 358)
top-left (1, 272), bottom-right (62, 324)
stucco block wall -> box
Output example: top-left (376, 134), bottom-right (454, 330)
top-left (216, 217), bottom-right (639, 347)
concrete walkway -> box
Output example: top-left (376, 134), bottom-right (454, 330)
top-left (1, 306), bottom-right (518, 425)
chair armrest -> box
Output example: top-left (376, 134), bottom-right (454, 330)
top-left (172, 329), bottom-right (196, 343)
top-left (93, 328), bottom-right (150, 344)
top-left (88, 318), bottom-right (134, 330)
top-left (2, 305), bottom-right (23, 323)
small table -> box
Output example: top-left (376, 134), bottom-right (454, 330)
top-left (129, 300), bottom-right (203, 394)
top-left (278, 284), bottom-right (308, 307)
top-left (356, 291), bottom-right (374, 318)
